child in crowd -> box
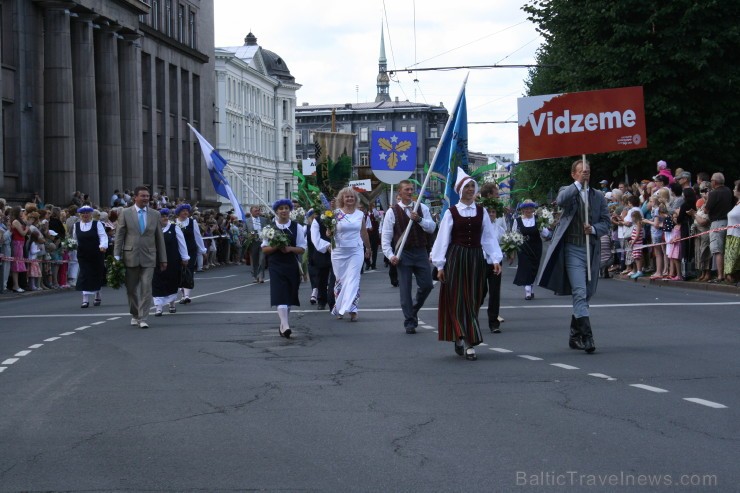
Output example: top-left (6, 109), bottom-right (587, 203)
top-left (628, 210), bottom-right (645, 278)
top-left (27, 229), bottom-right (44, 290)
top-left (646, 203), bottom-right (668, 279)
top-left (664, 211), bottom-right (682, 280)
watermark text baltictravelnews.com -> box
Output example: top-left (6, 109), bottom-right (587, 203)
top-left (516, 471), bottom-right (718, 488)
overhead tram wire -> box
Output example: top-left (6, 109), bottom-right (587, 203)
top-left (388, 64), bottom-right (551, 76)
top-left (381, 0), bottom-right (410, 102)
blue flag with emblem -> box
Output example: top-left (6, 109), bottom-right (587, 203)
top-left (188, 124), bottom-right (246, 221)
top-left (439, 90), bottom-right (469, 216)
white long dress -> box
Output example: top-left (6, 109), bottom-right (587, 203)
top-left (331, 209), bottom-right (365, 316)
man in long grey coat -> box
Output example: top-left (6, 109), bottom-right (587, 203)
top-left (537, 159), bottom-right (610, 352)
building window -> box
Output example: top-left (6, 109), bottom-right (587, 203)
top-left (189, 10), bottom-right (196, 49)
top-left (152, 0), bottom-right (160, 29)
top-left (409, 125), bottom-right (416, 133)
top-left (360, 152), bottom-right (369, 167)
top-left (428, 146), bottom-right (437, 164)
top-left (377, 125), bottom-right (386, 132)
top-left (165, 0), bottom-right (172, 36)
top-left (430, 127), bottom-right (438, 139)
top-left (401, 126), bottom-right (407, 132)
top-left (360, 127), bottom-right (368, 142)
top-left (309, 131), bottom-right (315, 143)
top-left (295, 131), bottom-right (302, 144)
top-left (178, 4), bottom-right (185, 43)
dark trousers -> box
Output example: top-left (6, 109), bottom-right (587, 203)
top-left (482, 266), bottom-right (502, 327)
top-left (397, 247), bottom-right (434, 329)
top-left (315, 265), bottom-right (334, 307)
top-left (366, 236), bottom-right (379, 269)
top-left (248, 242), bottom-right (265, 280)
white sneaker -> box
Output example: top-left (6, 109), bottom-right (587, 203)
top-left (138, 321), bottom-right (149, 329)
top-left (130, 318), bottom-right (139, 326)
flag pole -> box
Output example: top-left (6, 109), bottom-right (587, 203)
top-left (395, 73), bottom-right (469, 258)
top-left (582, 153), bottom-right (591, 282)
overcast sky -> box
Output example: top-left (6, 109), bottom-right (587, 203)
top-left (214, 0), bottom-right (543, 159)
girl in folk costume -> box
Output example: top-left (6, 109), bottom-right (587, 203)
top-left (431, 170), bottom-right (503, 361)
top-left (512, 200), bottom-right (548, 300)
top-left (153, 209), bottom-right (190, 316)
top-left (72, 206), bottom-right (108, 308)
top-left (327, 187), bottom-right (371, 321)
top-left (174, 204), bottom-right (207, 304)
top-left (262, 199), bottom-right (307, 338)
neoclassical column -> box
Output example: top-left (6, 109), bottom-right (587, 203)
top-left (41, 2), bottom-right (76, 206)
top-left (71, 13), bottom-right (99, 205)
top-left (94, 19), bottom-right (123, 200)
top-left (118, 32), bottom-right (143, 188)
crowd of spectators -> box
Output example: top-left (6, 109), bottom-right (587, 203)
top-left (1, 189), bottom-right (269, 294)
top-left (599, 161), bottom-right (739, 286)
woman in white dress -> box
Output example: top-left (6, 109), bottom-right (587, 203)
top-left (328, 187), bottom-right (371, 321)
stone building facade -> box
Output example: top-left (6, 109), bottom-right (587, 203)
top-left (215, 32), bottom-right (300, 207)
top-left (0, 0), bottom-right (215, 207)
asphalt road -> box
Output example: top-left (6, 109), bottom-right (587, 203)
top-left (1, 263), bottom-right (738, 492)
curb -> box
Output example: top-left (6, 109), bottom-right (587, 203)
top-left (612, 274), bottom-right (740, 295)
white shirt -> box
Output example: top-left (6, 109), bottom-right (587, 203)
top-left (251, 216), bottom-right (263, 233)
top-left (260, 220), bottom-right (307, 249)
top-left (162, 223), bottom-right (190, 261)
top-left (430, 201), bottom-right (503, 269)
top-left (72, 220), bottom-right (109, 249)
top-left (310, 219), bottom-right (331, 254)
top-left (380, 201), bottom-right (435, 259)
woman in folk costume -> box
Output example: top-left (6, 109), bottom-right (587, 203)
top-left (328, 187), bottom-right (371, 321)
top-left (262, 199), bottom-right (307, 338)
top-left (153, 209), bottom-right (190, 316)
top-left (72, 206), bottom-right (108, 308)
top-left (174, 204), bottom-right (206, 304)
top-left (512, 200), bottom-right (548, 300)
top-left (431, 170), bottom-right (503, 361)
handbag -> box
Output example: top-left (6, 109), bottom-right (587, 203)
top-left (180, 265), bottom-right (194, 289)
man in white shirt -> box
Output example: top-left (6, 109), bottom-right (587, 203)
top-left (245, 206), bottom-right (268, 282)
top-left (381, 180), bottom-right (436, 334)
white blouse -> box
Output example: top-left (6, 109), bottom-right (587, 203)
top-left (176, 217), bottom-right (207, 254)
top-left (72, 220), bottom-right (109, 249)
top-left (430, 202), bottom-right (503, 269)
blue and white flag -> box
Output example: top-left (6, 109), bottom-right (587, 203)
top-left (438, 90), bottom-right (469, 216)
top-left (370, 131), bottom-right (417, 184)
top-left (188, 124), bottom-right (246, 221)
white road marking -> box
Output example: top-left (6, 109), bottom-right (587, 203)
top-left (2, 358), bottom-right (19, 365)
top-left (417, 320), bottom-right (425, 324)
top-left (91, 321), bottom-right (106, 325)
top-left (478, 343), bottom-right (488, 346)
top-left (489, 348), bottom-right (513, 353)
top-left (59, 332), bottom-right (76, 336)
top-left (14, 350), bottom-right (32, 357)
top-left (589, 373), bottom-right (617, 381)
top-left (551, 363), bottom-right (579, 370)
top-left (683, 398), bottom-right (727, 409)
top-left (75, 327), bottom-right (89, 331)
top-left (44, 337), bottom-right (61, 342)
top-left (630, 384), bottom-right (669, 393)
top-left (0, 367), bottom-right (6, 373)
top-left (107, 317), bottom-right (120, 321)
top-left (197, 275), bottom-right (237, 280)
top-left (518, 355), bottom-right (543, 361)
top-left (28, 344), bottom-right (43, 349)
top-left (421, 325), bottom-right (434, 329)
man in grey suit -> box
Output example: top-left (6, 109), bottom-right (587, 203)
top-left (538, 159), bottom-right (610, 353)
top-left (244, 205), bottom-right (268, 283)
top-left (114, 186), bottom-right (167, 328)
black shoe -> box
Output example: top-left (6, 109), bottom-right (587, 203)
top-left (81, 302), bottom-right (89, 309)
top-left (579, 317), bottom-right (596, 353)
top-left (279, 327), bottom-right (292, 339)
top-left (317, 304), bottom-right (326, 310)
top-left (93, 299), bottom-right (101, 306)
top-left (405, 327), bottom-right (416, 334)
top-left (465, 348), bottom-right (477, 361)
top-left (454, 342), bottom-right (464, 356)
top-left (489, 320), bottom-right (501, 333)
top-left (169, 305), bottom-right (177, 314)
top-left (569, 315), bottom-right (585, 350)
top-left (391, 282), bottom-right (399, 287)
top-left (154, 310), bottom-right (163, 317)
top-left (525, 293), bottom-right (533, 300)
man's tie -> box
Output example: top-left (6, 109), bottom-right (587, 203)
top-left (138, 209), bottom-right (146, 233)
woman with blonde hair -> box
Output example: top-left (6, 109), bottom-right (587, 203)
top-left (328, 186), bottom-right (371, 321)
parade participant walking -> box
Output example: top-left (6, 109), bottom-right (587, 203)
top-left (153, 209), bottom-right (189, 316)
top-left (262, 199), bottom-right (307, 338)
top-left (479, 182), bottom-right (507, 332)
top-left (310, 209), bottom-right (335, 311)
top-left (245, 205), bottom-right (268, 283)
top-left (328, 187), bottom-right (371, 321)
top-left (174, 204), bottom-right (206, 304)
top-left (431, 170), bottom-right (503, 361)
top-left (365, 203), bottom-right (381, 270)
top-left (381, 180), bottom-right (436, 334)
top-left (114, 186), bottom-right (167, 329)
top-left (512, 200), bottom-right (545, 300)
top-left (538, 159), bottom-right (611, 353)
top-left (72, 206), bottom-right (108, 308)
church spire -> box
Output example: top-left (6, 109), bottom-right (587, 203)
top-left (375, 23), bottom-right (391, 102)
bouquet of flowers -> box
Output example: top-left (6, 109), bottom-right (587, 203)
top-left (476, 196), bottom-right (505, 217)
top-left (290, 206), bottom-right (306, 225)
top-left (61, 237), bottom-right (78, 252)
top-left (104, 256), bottom-right (126, 289)
top-left (536, 207), bottom-right (554, 230)
top-left (242, 231), bottom-right (260, 251)
top-left (500, 230), bottom-right (525, 257)
top-left (320, 209), bottom-right (338, 248)
top-left (260, 225), bottom-right (290, 249)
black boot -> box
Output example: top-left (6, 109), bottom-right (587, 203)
top-left (578, 316), bottom-right (596, 353)
top-left (569, 315), bottom-right (584, 350)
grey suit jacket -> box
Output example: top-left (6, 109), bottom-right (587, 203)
top-left (114, 206), bottom-right (167, 267)
top-left (244, 216), bottom-right (269, 235)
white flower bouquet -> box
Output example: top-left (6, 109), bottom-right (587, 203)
top-left (61, 237), bottom-right (78, 251)
top-left (290, 207), bottom-right (306, 224)
top-left (500, 230), bottom-right (525, 256)
top-left (260, 225), bottom-right (290, 249)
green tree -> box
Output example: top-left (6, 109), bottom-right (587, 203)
top-left (520, 0), bottom-right (740, 194)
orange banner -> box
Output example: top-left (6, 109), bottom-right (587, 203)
top-left (518, 86), bottom-right (647, 161)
